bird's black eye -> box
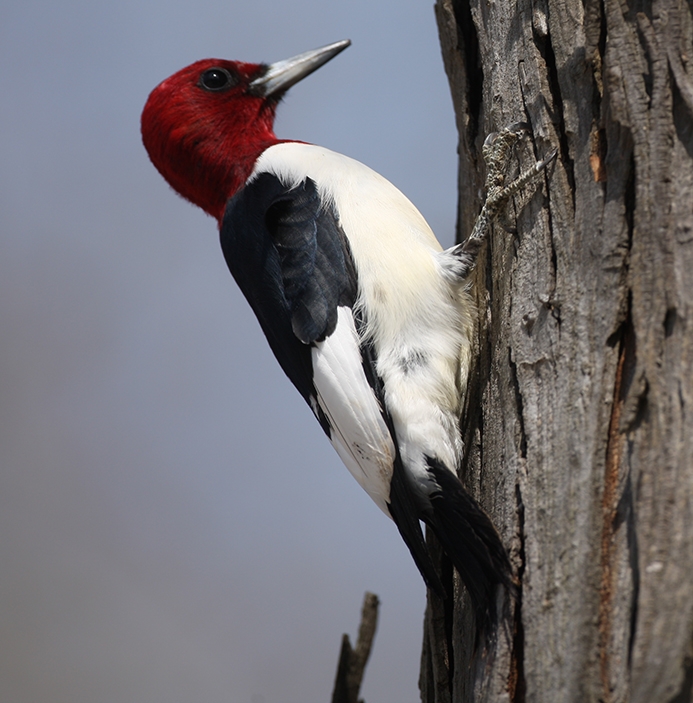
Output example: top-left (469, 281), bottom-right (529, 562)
top-left (199, 67), bottom-right (235, 92)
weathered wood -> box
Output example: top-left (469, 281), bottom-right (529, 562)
top-left (423, 1), bottom-right (693, 701)
top-left (331, 592), bottom-right (379, 703)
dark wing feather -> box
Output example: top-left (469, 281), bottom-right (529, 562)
top-left (220, 173), bottom-right (355, 408)
top-left (264, 176), bottom-right (357, 343)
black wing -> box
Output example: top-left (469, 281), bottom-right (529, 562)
top-left (220, 173), bottom-right (356, 408)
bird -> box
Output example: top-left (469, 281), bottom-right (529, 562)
top-left (141, 39), bottom-right (554, 634)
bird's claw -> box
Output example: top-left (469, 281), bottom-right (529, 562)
top-left (445, 124), bottom-right (556, 279)
top-left (470, 123), bottom-right (557, 246)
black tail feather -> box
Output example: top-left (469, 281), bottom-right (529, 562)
top-left (388, 454), bottom-right (446, 597)
top-left (423, 457), bottom-right (513, 636)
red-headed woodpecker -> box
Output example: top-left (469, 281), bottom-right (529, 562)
top-left (142, 40), bottom-right (554, 633)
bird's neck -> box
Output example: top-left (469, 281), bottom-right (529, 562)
top-left (171, 136), bottom-right (282, 223)
top-left (143, 101), bottom-right (282, 222)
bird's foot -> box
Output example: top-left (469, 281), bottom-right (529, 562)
top-left (478, 122), bottom-right (557, 230)
top-left (448, 123), bottom-right (557, 277)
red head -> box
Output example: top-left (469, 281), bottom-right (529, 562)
top-left (141, 40), bottom-right (350, 222)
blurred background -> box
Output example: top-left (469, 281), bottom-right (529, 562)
top-left (0, 1), bottom-right (458, 701)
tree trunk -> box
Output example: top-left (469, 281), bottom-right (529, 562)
top-left (420, 1), bottom-right (693, 702)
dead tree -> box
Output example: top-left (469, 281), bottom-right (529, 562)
top-left (332, 592), bottom-right (379, 703)
top-left (420, 1), bottom-right (693, 702)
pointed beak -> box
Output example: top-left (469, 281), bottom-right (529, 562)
top-left (249, 39), bottom-right (351, 97)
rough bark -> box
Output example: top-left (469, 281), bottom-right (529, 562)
top-left (421, 1), bottom-right (693, 702)
top-left (332, 592), bottom-right (379, 703)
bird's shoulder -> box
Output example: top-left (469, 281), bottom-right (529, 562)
top-left (221, 168), bottom-right (357, 344)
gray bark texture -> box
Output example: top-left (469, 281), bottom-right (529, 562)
top-left (420, 1), bottom-right (693, 702)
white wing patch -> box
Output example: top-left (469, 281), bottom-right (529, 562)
top-left (311, 307), bottom-right (394, 515)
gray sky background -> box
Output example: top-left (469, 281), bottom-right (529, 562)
top-left (0, 1), bottom-right (459, 701)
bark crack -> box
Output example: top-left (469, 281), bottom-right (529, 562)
top-left (509, 482), bottom-right (527, 703)
top-left (508, 349), bottom-right (528, 460)
top-left (624, 150), bottom-right (636, 250)
top-left (599, 310), bottom-right (637, 701)
top-left (599, 337), bottom-right (626, 702)
top-left (452, 0), bottom-right (483, 145)
top-left (532, 22), bottom-right (576, 211)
